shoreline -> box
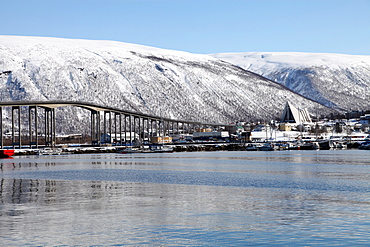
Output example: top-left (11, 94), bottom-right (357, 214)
top-left (9, 141), bottom-right (367, 156)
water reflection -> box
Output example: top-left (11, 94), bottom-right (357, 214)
top-left (1, 176), bottom-right (370, 246)
top-left (0, 150), bottom-right (370, 245)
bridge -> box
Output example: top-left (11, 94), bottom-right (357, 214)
top-left (0, 101), bottom-right (233, 149)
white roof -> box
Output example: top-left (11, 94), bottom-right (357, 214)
top-left (280, 102), bottom-right (312, 124)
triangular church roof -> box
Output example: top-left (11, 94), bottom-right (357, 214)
top-left (280, 102), bottom-right (312, 124)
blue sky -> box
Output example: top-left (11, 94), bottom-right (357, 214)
top-left (1, 0), bottom-right (370, 55)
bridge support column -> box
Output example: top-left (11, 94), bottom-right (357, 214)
top-left (28, 106), bottom-right (38, 149)
top-left (144, 118), bottom-right (147, 143)
top-left (152, 119), bottom-right (155, 137)
top-left (98, 111), bottom-right (101, 145)
top-left (134, 116), bottom-right (138, 145)
top-left (147, 118), bottom-right (150, 142)
top-left (44, 108), bottom-right (49, 146)
top-left (150, 119), bottom-right (154, 138)
top-left (161, 120), bottom-right (164, 137)
top-left (12, 106), bottom-right (21, 149)
top-left (129, 115), bottom-right (132, 145)
top-left (162, 120), bottom-right (166, 137)
top-left (102, 111), bottom-right (112, 144)
top-left (44, 108), bottom-right (56, 147)
top-left (35, 107), bottom-right (38, 148)
top-left (123, 114), bottom-right (127, 144)
top-left (149, 119), bottom-right (151, 139)
top-left (91, 110), bottom-right (101, 146)
top-left (119, 113), bottom-right (122, 145)
top-left (29, 107), bottom-right (32, 148)
top-left (114, 113), bottom-right (117, 144)
top-left (103, 111), bottom-right (106, 143)
top-left (138, 117), bottom-right (141, 143)
top-left (109, 111), bottom-right (112, 143)
top-left (90, 111), bottom-right (94, 145)
top-left (53, 108), bottom-right (56, 147)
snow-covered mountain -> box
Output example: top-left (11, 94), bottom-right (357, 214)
top-left (211, 52), bottom-right (370, 111)
top-left (0, 36), bottom-right (333, 133)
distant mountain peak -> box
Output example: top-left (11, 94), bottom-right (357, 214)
top-left (211, 52), bottom-right (370, 111)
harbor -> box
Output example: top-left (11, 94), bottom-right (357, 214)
top-left (6, 134), bottom-right (370, 157)
top-left (0, 101), bottom-right (369, 157)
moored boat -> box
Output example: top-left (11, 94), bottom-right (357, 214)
top-left (37, 148), bottom-right (63, 155)
top-left (358, 141), bottom-right (370, 150)
top-left (287, 142), bottom-right (300, 150)
top-left (149, 145), bottom-right (174, 153)
top-left (318, 140), bottom-right (334, 150)
top-left (119, 145), bottom-right (174, 154)
top-left (299, 141), bottom-right (320, 150)
top-left (119, 147), bottom-right (142, 154)
top-left (0, 149), bottom-right (15, 158)
top-left (245, 143), bottom-right (258, 151)
top-left (258, 143), bottom-right (274, 151)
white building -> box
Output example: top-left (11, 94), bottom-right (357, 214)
top-left (280, 101), bottom-right (312, 124)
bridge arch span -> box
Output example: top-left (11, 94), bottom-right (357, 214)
top-left (0, 101), bottom-right (232, 148)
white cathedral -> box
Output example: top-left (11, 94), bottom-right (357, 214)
top-left (280, 102), bottom-right (312, 124)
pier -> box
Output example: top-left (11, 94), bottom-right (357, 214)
top-left (0, 101), bottom-right (233, 149)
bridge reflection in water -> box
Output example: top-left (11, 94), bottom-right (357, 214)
top-left (0, 101), bottom-right (231, 149)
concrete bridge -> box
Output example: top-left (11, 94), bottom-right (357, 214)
top-left (0, 101), bottom-right (233, 149)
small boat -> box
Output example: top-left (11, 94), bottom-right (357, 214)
top-left (333, 141), bottom-right (347, 149)
top-left (119, 145), bottom-right (173, 154)
top-left (118, 147), bottom-right (142, 154)
top-left (299, 142), bottom-right (320, 150)
top-left (149, 145), bottom-right (173, 153)
top-left (37, 148), bottom-right (63, 155)
top-left (358, 141), bottom-right (370, 150)
top-left (287, 142), bottom-right (300, 150)
top-left (274, 143), bottom-right (289, 150)
top-left (0, 149), bottom-right (15, 158)
top-left (318, 140), bottom-right (334, 150)
top-left (258, 143), bottom-right (274, 151)
top-left (245, 143), bottom-right (258, 151)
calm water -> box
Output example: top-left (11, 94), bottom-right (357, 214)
top-left (1, 150), bottom-right (370, 246)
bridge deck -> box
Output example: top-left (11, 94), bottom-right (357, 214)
top-left (0, 100), bottom-right (232, 126)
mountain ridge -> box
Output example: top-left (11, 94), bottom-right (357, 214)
top-left (0, 36), bottom-right (336, 133)
top-left (211, 52), bottom-right (370, 111)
